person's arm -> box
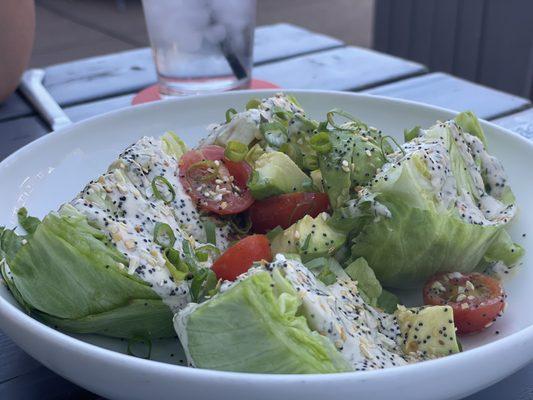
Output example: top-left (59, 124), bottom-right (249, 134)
top-left (0, 0), bottom-right (35, 102)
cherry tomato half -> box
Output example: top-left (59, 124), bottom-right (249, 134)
top-left (178, 145), bottom-right (253, 215)
top-left (211, 234), bottom-right (272, 281)
top-left (423, 272), bottom-right (506, 334)
top-left (249, 192), bottom-right (330, 234)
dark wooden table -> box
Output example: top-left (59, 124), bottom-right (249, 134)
top-left (1, 23), bottom-right (532, 400)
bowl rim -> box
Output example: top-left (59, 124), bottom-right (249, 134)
top-left (1, 89), bottom-right (532, 383)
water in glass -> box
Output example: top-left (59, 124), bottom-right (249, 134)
top-left (142, 0), bottom-right (256, 96)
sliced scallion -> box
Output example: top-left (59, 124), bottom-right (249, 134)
top-left (286, 94), bottom-right (302, 108)
top-left (326, 108), bottom-right (367, 130)
top-left (127, 337), bottom-right (152, 359)
top-left (195, 244), bottom-right (221, 262)
top-left (245, 98), bottom-right (262, 110)
top-left (153, 222), bottom-right (176, 248)
top-left (309, 132), bottom-right (332, 154)
top-left (261, 122), bottom-right (288, 147)
top-left (266, 225), bottom-right (283, 241)
top-left (244, 143), bottom-right (265, 166)
top-left (271, 106), bottom-right (291, 121)
top-left (203, 219), bottom-right (217, 245)
top-left (305, 257), bottom-right (328, 271)
top-left (151, 176), bottom-right (175, 204)
top-left (404, 126), bottom-right (421, 142)
top-left (302, 154), bottom-right (319, 170)
top-left (300, 233), bottom-right (312, 251)
top-left (187, 160), bottom-right (219, 183)
top-left (190, 269), bottom-right (218, 302)
top-left (224, 140), bottom-right (248, 162)
top-left (229, 213), bottom-right (252, 235)
top-left (163, 248), bottom-right (191, 282)
top-left (225, 108), bottom-right (238, 123)
top-left (380, 135), bottom-right (405, 162)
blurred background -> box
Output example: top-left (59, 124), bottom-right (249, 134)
top-left (30, 0), bottom-right (374, 67)
top-left (25, 0), bottom-right (533, 100)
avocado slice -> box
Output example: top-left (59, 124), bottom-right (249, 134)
top-left (248, 152), bottom-right (313, 200)
top-left (319, 130), bottom-right (386, 209)
top-left (285, 114), bottom-right (320, 171)
top-left (395, 305), bottom-right (460, 357)
top-left (350, 135), bottom-right (385, 186)
top-left (270, 213), bottom-right (345, 262)
top-left (319, 131), bottom-right (354, 209)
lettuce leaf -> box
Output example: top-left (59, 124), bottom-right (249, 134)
top-left (161, 131), bottom-right (187, 160)
top-left (339, 115), bottom-right (522, 288)
top-left (345, 257), bottom-right (382, 305)
top-left (1, 207), bottom-right (174, 339)
top-left (176, 270), bottom-right (350, 373)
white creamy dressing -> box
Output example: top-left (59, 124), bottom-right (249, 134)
top-left (373, 120), bottom-right (516, 227)
top-left (273, 256), bottom-right (409, 370)
top-left (111, 136), bottom-right (234, 250)
top-left (203, 109), bottom-right (262, 146)
top-left (71, 168), bottom-right (190, 312)
top-left (68, 134), bottom-right (239, 312)
top-left (209, 256), bottom-right (413, 370)
top-left (341, 190), bottom-right (392, 222)
top-left (202, 93), bottom-right (304, 147)
top-left (259, 93), bottom-right (304, 119)
top-left (488, 260), bottom-right (515, 279)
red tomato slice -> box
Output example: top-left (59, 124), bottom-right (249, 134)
top-left (423, 272), bottom-right (506, 335)
top-left (178, 145), bottom-right (254, 215)
top-left (249, 192), bottom-right (330, 234)
top-left (211, 234), bottom-right (272, 281)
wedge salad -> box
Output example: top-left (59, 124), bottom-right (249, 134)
top-left (0, 93), bottom-right (524, 374)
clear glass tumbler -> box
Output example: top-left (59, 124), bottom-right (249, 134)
top-left (142, 0), bottom-right (256, 96)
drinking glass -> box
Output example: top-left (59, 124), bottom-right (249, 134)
top-left (142, 0), bottom-right (256, 96)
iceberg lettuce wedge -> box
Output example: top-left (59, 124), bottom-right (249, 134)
top-left (175, 269), bottom-right (351, 374)
top-left (1, 208), bottom-right (174, 338)
top-left (335, 113), bottom-right (522, 287)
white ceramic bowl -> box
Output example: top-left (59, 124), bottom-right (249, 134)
top-left (0, 90), bottom-right (531, 400)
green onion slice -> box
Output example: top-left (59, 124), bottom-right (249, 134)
top-left (186, 160), bottom-right (219, 183)
top-left (229, 213), bottom-right (252, 235)
top-left (224, 140), bottom-right (248, 162)
top-left (244, 143), bottom-right (265, 166)
top-left (271, 106), bottom-right (292, 121)
top-left (286, 95), bottom-right (302, 108)
top-left (225, 108), bottom-right (238, 123)
top-left (309, 132), bottom-right (332, 154)
top-left (305, 257), bottom-right (328, 271)
top-left (203, 219), bottom-right (217, 245)
top-left (190, 269), bottom-right (219, 302)
top-left (181, 240), bottom-right (201, 274)
top-left (245, 98), bottom-right (262, 110)
top-left (195, 244), bottom-right (221, 262)
top-left (151, 176), bottom-right (175, 204)
top-left (266, 225), bottom-right (283, 241)
top-left (326, 108), bottom-right (368, 130)
top-left (404, 126), bottom-right (421, 142)
top-left (302, 154), bottom-right (319, 171)
top-left (153, 222), bottom-right (176, 248)
top-left (380, 135), bottom-right (405, 162)
top-left (163, 248), bottom-right (191, 282)
top-left (300, 233), bottom-right (312, 251)
top-left (261, 122), bottom-right (288, 147)
top-left (127, 337), bottom-right (152, 359)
